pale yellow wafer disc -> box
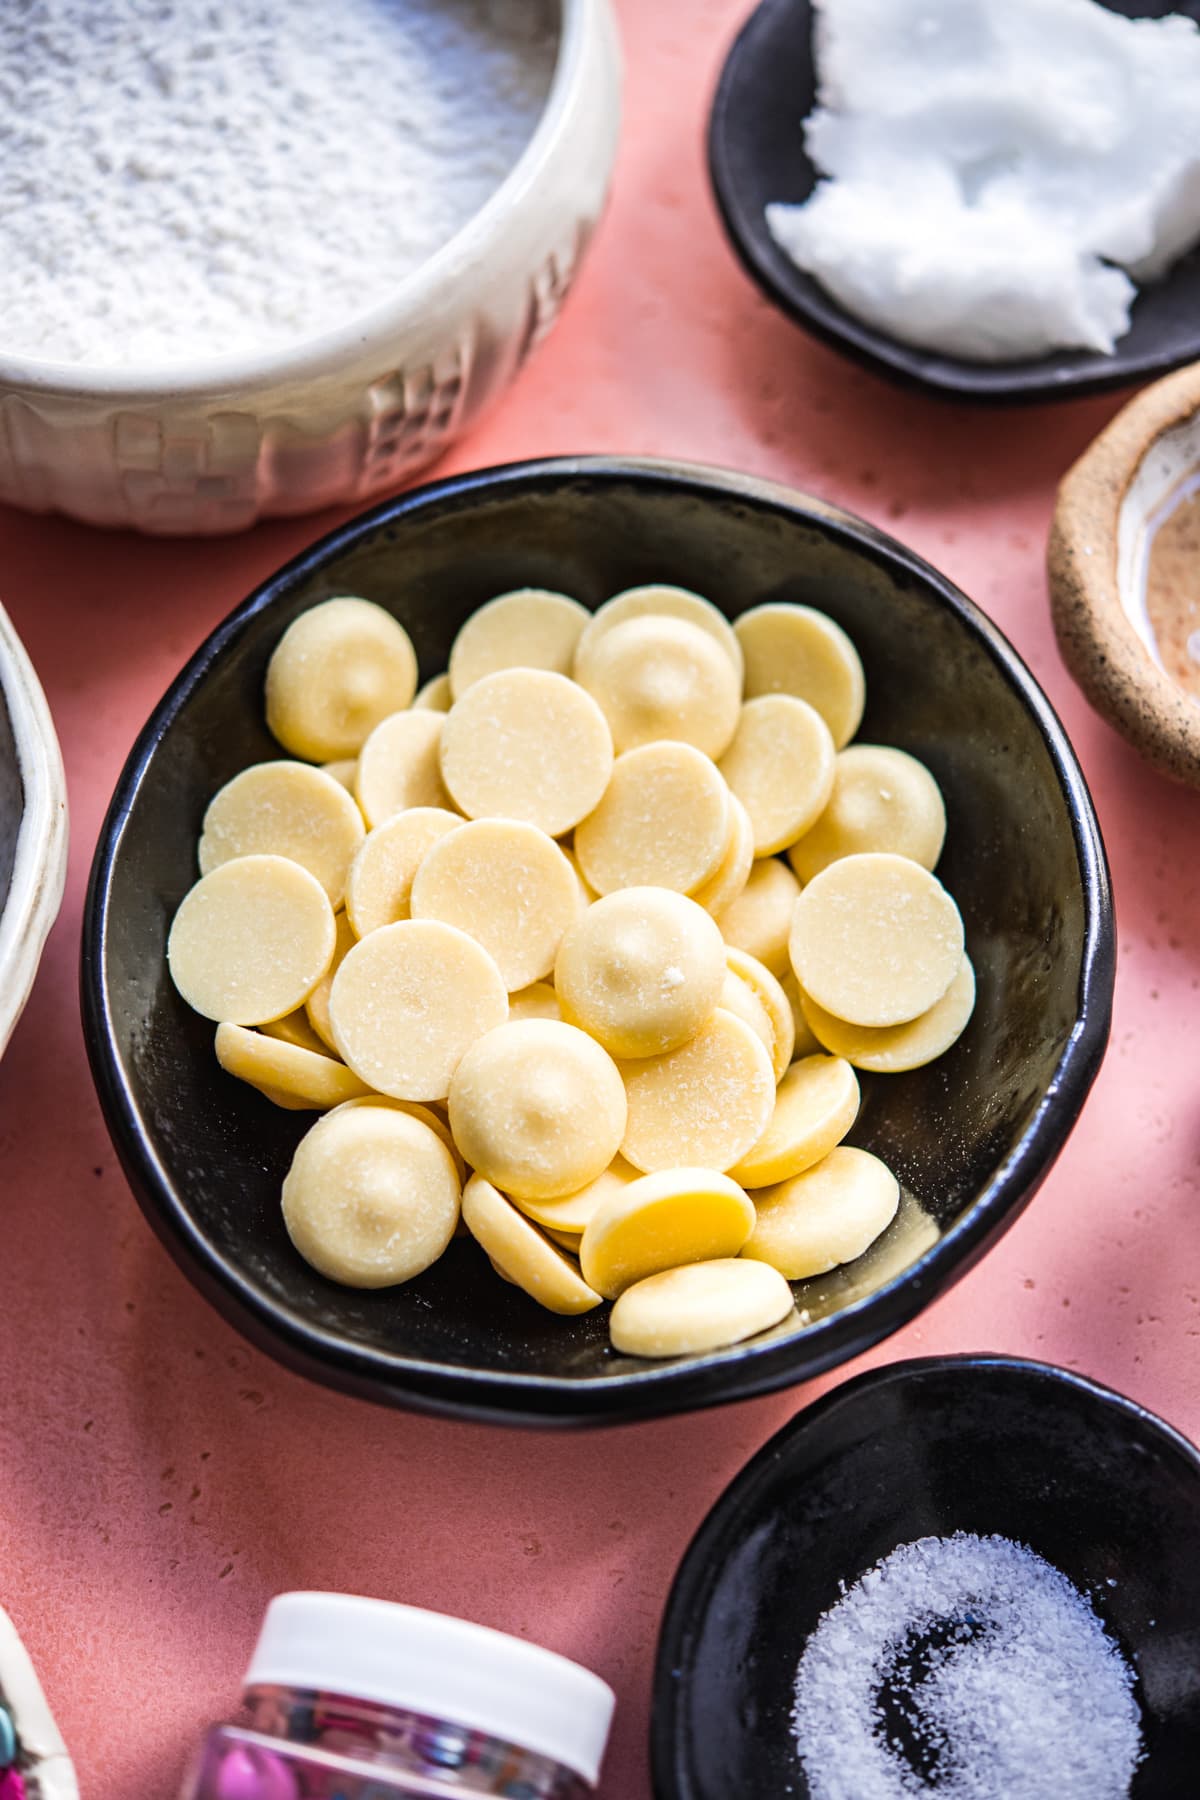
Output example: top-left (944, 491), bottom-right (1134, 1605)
top-left (718, 967), bottom-right (774, 1062)
top-left (693, 793), bottom-right (754, 918)
top-left (322, 759), bottom-right (360, 793)
top-left (448, 1019), bottom-right (627, 1201)
top-left (719, 695), bottom-right (835, 856)
top-left (787, 744), bottom-right (947, 884)
top-left (723, 946), bottom-right (795, 1081)
top-left (345, 807), bottom-right (463, 938)
top-left (266, 597), bottom-right (418, 760)
top-left (412, 673), bottom-right (452, 712)
top-left (168, 854), bottom-right (335, 1026)
top-left (356, 709), bottom-right (452, 828)
top-left (510, 1154), bottom-right (640, 1234)
top-left (800, 954), bottom-right (976, 1073)
top-left (198, 760), bottom-right (366, 907)
top-left (461, 1173), bottom-right (602, 1315)
top-left (574, 584), bottom-right (743, 685)
top-left (440, 668), bottom-right (613, 838)
top-left (214, 1022), bottom-right (372, 1111)
top-left (507, 981), bottom-right (562, 1023)
top-left (305, 910), bottom-right (356, 1050)
top-left (261, 1009), bottom-right (330, 1055)
top-left (329, 919), bottom-right (507, 1101)
top-left (734, 602), bottom-right (865, 748)
top-left (448, 589), bottom-right (590, 698)
top-left (609, 1258), bottom-right (795, 1357)
top-left (789, 852), bottom-right (964, 1028)
top-left (729, 1053), bottom-right (860, 1187)
top-left (330, 1094), bottom-right (467, 1180)
top-left (555, 886), bottom-right (726, 1057)
top-left (576, 614), bottom-right (742, 758)
top-left (619, 1007), bottom-right (775, 1174)
top-left (562, 845), bottom-right (599, 908)
top-left (780, 968), bottom-right (822, 1060)
top-left (543, 1225), bottom-right (584, 1252)
top-left (574, 741), bottom-right (731, 897)
top-left (718, 855), bottom-right (801, 978)
top-left (411, 819), bottom-right (580, 992)
top-left (281, 1103), bottom-right (460, 1287)
top-left (741, 1145), bottom-right (899, 1279)
top-left (579, 1166), bottom-right (755, 1299)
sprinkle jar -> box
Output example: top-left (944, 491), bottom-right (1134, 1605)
top-left (181, 1594), bottom-right (614, 1800)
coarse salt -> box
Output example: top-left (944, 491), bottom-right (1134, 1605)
top-left (0, 0), bottom-right (556, 369)
top-left (791, 1531), bottom-right (1143, 1800)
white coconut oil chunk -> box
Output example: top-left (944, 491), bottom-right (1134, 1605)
top-left (765, 0), bottom-right (1200, 362)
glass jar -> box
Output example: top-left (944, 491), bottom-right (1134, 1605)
top-left (181, 1594), bottom-right (614, 1800)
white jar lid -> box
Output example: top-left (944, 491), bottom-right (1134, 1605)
top-left (244, 1592), bottom-right (615, 1787)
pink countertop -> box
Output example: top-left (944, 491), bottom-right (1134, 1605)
top-left (2, 3), bottom-right (1199, 1794)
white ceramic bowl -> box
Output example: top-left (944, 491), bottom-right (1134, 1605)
top-left (0, 605), bottom-right (68, 1056)
top-left (0, 0), bottom-right (621, 536)
top-left (0, 1605), bottom-right (78, 1799)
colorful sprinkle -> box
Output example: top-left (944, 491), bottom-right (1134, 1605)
top-left (0, 1769), bottom-right (26, 1800)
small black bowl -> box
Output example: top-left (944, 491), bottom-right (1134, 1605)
top-left (652, 1356), bottom-right (1200, 1798)
top-left (82, 457), bottom-right (1112, 1426)
top-left (709, 0), bottom-right (1200, 403)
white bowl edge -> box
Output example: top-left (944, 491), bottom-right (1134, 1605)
top-left (0, 603), bottom-right (69, 1057)
top-left (0, 1604), bottom-right (79, 1800)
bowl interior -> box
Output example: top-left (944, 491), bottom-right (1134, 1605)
top-left (0, 684), bottom-right (20, 919)
top-left (653, 1358), bottom-right (1200, 1800)
top-left (1117, 403), bottom-right (1200, 692)
top-left (85, 463), bottom-right (1108, 1420)
top-left (709, 0), bottom-right (1200, 402)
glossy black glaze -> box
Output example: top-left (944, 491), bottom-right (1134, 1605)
top-left (709, 0), bottom-right (1200, 403)
top-left (81, 458), bottom-right (1113, 1425)
top-left (652, 1356), bottom-right (1200, 1797)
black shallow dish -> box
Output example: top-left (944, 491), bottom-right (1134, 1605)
top-left (709, 0), bottom-right (1200, 403)
top-left (652, 1356), bottom-right (1200, 1797)
top-left (82, 457), bottom-right (1113, 1426)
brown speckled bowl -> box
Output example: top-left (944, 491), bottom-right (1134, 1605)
top-left (1049, 363), bottom-right (1200, 787)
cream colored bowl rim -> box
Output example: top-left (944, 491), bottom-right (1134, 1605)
top-left (0, 0), bottom-right (595, 400)
top-left (0, 603), bottom-right (69, 1056)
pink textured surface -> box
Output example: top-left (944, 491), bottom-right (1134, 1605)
top-left (1, 3), bottom-right (1199, 1795)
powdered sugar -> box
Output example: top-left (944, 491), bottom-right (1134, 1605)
top-left (792, 1532), bottom-right (1142, 1800)
top-left (0, 0), bottom-right (556, 368)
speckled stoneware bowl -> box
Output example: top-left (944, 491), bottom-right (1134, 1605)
top-left (0, 1605), bottom-right (78, 1799)
top-left (82, 458), bottom-right (1113, 1426)
top-left (1050, 362), bottom-right (1200, 787)
top-left (652, 1356), bottom-right (1200, 1799)
top-left (0, 0), bottom-right (620, 535)
top-left (0, 605), bottom-right (68, 1059)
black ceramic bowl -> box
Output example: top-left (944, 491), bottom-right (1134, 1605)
top-left (709, 0), bottom-right (1200, 403)
top-left (652, 1356), bottom-right (1200, 1798)
top-left (82, 457), bottom-right (1113, 1426)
